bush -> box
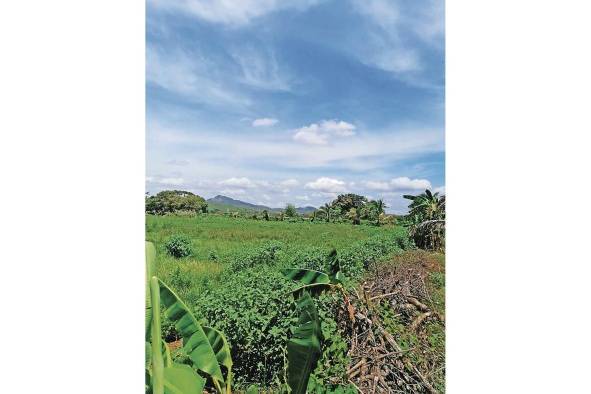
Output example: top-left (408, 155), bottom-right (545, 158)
top-left (164, 234), bottom-right (193, 258)
top-left (195, 266), bottom-right (298, 388)
top-left (228, 241), bottom-right (283, 271)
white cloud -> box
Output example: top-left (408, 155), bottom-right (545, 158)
top-left (148, 0), bottom-right (321, 26)
top-left (296, 195), bottom-right (310, 201)
top-left (279, 179), bottom-right (300, 187)
top-left (305, 177), bottom-right (347, 193)
top-left (293, 120), bottom-right (356, 145)
top-left (159, 177), bottom-right (185, 186)
top-left (219, 177), bottom-right (255, 188)
top-left (150, 123), bottom-right (443, 171)
top-left (434, 185), bottom-right (445, 195)
top-left (220, 188), bottom-right (246, 196)
top-left (390, 177), bottom-right (431, 191)
top-left (166, 159), bottom-right (190, 166)
top-left (364, 177), bottom-right (431, 192)
top-left (145, 176), bottom-right (185, 186)
top-left (364, 181), bottom-right (391, 191)
top-left (252, 118), bottom-right (279, 127)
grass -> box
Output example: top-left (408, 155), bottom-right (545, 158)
top-left (146, 214), bottom-right (396, 297)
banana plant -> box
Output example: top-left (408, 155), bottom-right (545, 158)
top-left (146, 241), bottom-right (233, 394)
top-left (281, 249), bottom-right (347, 394)
top-left (286, 292), bottom-right (323, 394)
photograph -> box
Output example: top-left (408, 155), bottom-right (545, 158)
top-left (145, 1), bottom-right (445, 393)
top-left (4, 1), bottom-right (591, 393)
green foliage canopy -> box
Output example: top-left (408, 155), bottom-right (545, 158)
top-left (146, 190), bottom-right (208, 215)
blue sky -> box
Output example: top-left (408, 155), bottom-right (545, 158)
top-left (146, 0), bottom-right (444, 213)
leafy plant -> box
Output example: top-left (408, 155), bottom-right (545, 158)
top-left (146, 241), bottom-right (233, 394)
top-left (282, 250), bottom-right (347, 394)
top-left (286, 292), bottom-right (323, 394)
top-left (285, 204), bottom-right (298, 218)
top-left (165, 234), bottom-right (193, 258)
top-left (403, 189), bottom-right (445, 250)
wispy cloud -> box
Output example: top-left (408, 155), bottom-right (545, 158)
top-left (146, 46), bottom-right (251, 109)
top-left (231, 45), bottom-right (292, 91)
top-left (252, 118), bottom-right (279, 127)
top-left (349, 0), bottom-right (444, 81)
top-left (148, 0), bottom-right (322, 26)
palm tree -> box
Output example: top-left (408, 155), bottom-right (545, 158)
top-left (403, 189), bottom-right (445, 221)
top-left (403, 189), bottom-right (446, 250)
top-left (346, 207), bottom-right (360, 225)
top-left (318, 203), bottom-right (332, 223)
top-left (372, 199), bottom-right (387, 226)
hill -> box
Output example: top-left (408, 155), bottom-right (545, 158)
top-left (207, 195), bottom-right (316, 214)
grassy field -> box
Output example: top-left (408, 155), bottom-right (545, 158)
top-left (146, 214), bottom-right (394, 291)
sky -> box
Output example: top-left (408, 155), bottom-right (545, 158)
top-left (146, 0), bottom-right (445, 214)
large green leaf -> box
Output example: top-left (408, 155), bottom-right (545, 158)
top-left (282, 268), bottom-right (334, 297)
top-left (150, 277), bottom-right (165, 394)
top-left (204, 326), bottom-right (233, 392)
top-left (287, 292), bottom-right (323, 394)
top-left (163, 363), bottom-right (206, 394)
top-left (282, 268), bottom-right (331, 285)
top-left (157, 279), bottom-right (224, 383)
top-left (146, 242), bottom-right (157, 340)
top-left (203, 326), bottom-right (232, 371)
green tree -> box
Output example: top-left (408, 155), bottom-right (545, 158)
top-left (367, 199), bottom-right (387, 226)
top-left (346, 207), bottom-right (360, 225)
top-left (403, 189), bottom-right (445, 250)
top-left (331, 193), bottom-right (367, 213)
top-left (318, 203), bottom-right (332, 222)
top-left (145, 190), bottom-right (207, 215)
top-left (262, 210), bottom-right (270, 221)
top-left (285, 204), bottom-right (297, 218)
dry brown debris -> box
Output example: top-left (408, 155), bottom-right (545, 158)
top-left (336, 251), bottom-right (445, 393)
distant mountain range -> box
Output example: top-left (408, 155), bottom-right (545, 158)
top-left (207, 195), bottom-right (316, 214)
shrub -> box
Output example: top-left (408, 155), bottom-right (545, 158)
top-left (164, 234), bottom-right (193, 258)
top-left (195, 266), bottom-right (298, 388)
top-left (228, 241), bottom-right (283, 271)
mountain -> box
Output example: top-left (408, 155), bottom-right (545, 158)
top-left (207, 195), bottom-right (316, 214)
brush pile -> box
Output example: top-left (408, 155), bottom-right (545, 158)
top-left (338, 251), bottom-right (445, 393)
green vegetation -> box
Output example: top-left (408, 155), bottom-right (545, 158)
top-left (164, 234), bottom-right (193, 258)
top-left (402, 189), bottom-right (446, 250)
top-left (146, 190), bottom-right (208, 215)
top-left (146, 189), bottom-right (445, 393)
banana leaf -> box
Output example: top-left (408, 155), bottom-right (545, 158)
top-left (163, 363), bottom-right (206, 394)
top-left (146, 242), bottom-right (157, 340)
top-left (150, 277), bottom-right (165, 394)
top-left (282, 268), bottom-right (332, 297)
top-left (203, 326), bottom-right (233, 388)
top-left (157, 279), bottom-right (225, 384)
top-left (287, 292), bottom-right (323, 394)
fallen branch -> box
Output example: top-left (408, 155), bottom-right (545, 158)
top-left (410, 311), bottom-right (433, 331)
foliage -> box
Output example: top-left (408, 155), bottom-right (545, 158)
top-left (146, 190), bottom-right (208, 215)
top-left (286, 292), bottom-right (323, 394)
top-left (285, 204), bottom-right (298, 218)
top-left (228, 241), bottom-right (283, 271)
top-left (330, 194), bottom-right (368, 213)
top-left (146, 242), bottom-right (232, 394)
top-left (164, 234), bottom-right (193, 258)
top-left (194, 266), bottom-right (297, 387)
top-left (403, 189), bottom-right (445, 250)
top-left (146, 214), bottom-right (414, 390)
